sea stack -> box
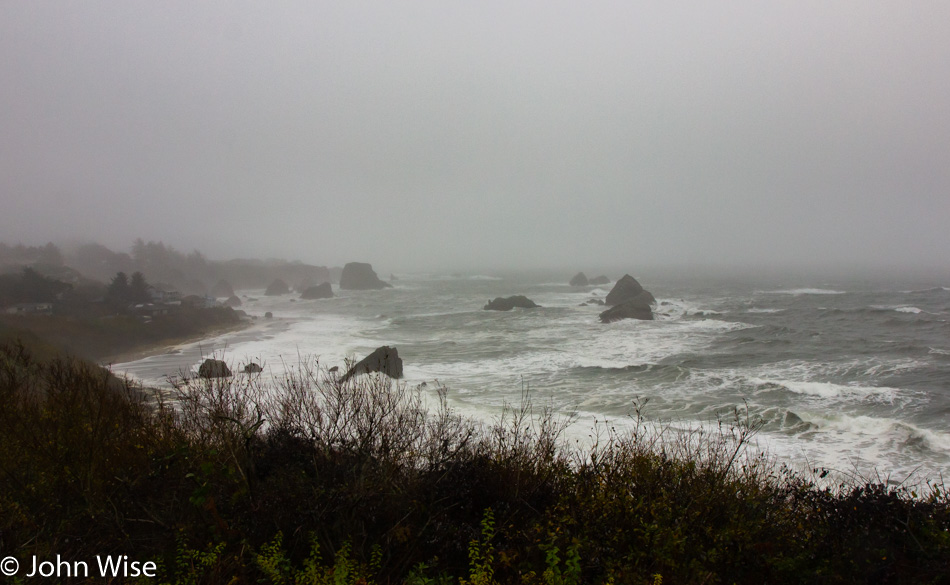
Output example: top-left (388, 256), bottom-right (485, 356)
top-left (265, 279), bottom-right (290, 296)
top-left (600, 274), bottom-right (656, 322)
top-left (300, 282), bottom-right (333, 299)
top-left (339, 262), bottom-right (392, 290)
top-left (484, 296), bottom-right (540, 311)
top-left (569, 272), bottom-right (589, 286)
top-left (341, 346), bottom-right (404, 381)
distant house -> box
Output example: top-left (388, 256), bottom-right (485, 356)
top-left (148, 286), bottom-right (182, 305)
top-left (4, 302), bottom-right (54, 316)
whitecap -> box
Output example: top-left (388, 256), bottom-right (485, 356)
top-left (757, 288), bottom-right (847, 295)
top-left (750, 378), bottom-right (898, 400)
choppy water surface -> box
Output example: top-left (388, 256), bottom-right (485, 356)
top-left (117, 271), bottom-right (950, 482)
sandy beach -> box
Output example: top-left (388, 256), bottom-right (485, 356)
top-left (108, 316), bottom-right (295, 386)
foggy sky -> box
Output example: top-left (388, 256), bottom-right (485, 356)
top-left (2, 1), bottom-right (948, 274)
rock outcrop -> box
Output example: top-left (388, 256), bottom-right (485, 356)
top-left (600, 274), bottom-right (656, 322)
top-left (589, 275), bottom-right (610, 286)
top-left (198, 359), bottom-right (232, 379)
top-left (483, 296), bottom-right (540, 311)
top-left (300, 282), bottom-right (333, 299)
top-left (211, 279), bottom-right (235, 298)
top-left (339, 262), bottom-right (392, 290)
top-left (569, 272), bottom-right (589, 286)
top-left (265, 279), bottom-right (290, 296)
top-left (243, 362), bottom-right (263, 374)
top-left (224, 295), bottom-right (242, 307)
top-left (340, 346), bottom-right (404, 381)
top-left (599, 299), bottom-right (656, 323)
top-left (605, 275), bottom-right (655, 306)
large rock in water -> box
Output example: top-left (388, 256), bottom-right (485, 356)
top-left (224, 295), bottom-right (242, 307)
top-left (600, 274), bottom-right (656, 322)
top-left (569, 272), bottom-right (589, 286)
top-left (265, 279), bottom-right (290, 295)
top-left (484, 296), bottom-right (540, 311)
top-left (341, 346), bottom-right (403, 381)
top-left (605, 274), bottom-right (655, 306)
top-left (339, 262), bottom-right (392, 290)
top-left (599, 296), bottom-right (656, 322)
top-left (198, 359), bottom-right (232, 379)
top-left (589, 275), bottom-right (611, 286)
top-left (300, 282), bottom-right (333, 299)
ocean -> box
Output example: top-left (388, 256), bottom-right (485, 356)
top-left (115, 270), bottom-right (950, 484)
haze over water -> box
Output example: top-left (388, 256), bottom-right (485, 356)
top-left (117, 269), bottom-right (950, 483)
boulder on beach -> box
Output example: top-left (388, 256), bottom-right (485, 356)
top-left (483, 295), bottom-right (540, 311)
top-left (300, 282), bottom-right (333, 299)
top-left (605, 274), bottom-right (655, 306)
top-left (264, 311), bottom-right (273, 319)
top-left (243, 362), bottom-right (263, 374)
top-left (265, 279), bottom-right (290, 296)
top-left (339, 262), bottom-right (392, 290)
top-left (340, 346), bottom-right (404, 381)
top-left (589, 275), bottom-right (610, 286)
top-left (224, 295), bottom-right (242, 307)
top-left (569, 272), bottom-right (589, 287)
top-left (198, 359), bottom-right (232, 379)
top-left (211, 279), bottom-right (235, 298)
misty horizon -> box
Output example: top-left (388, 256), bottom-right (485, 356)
top-left (2, 2), bottom-right (948, 276)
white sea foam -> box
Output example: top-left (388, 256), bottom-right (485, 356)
top-left (750, 378), bottom-right (898, 400)
top-left (745, 307), bottom-right (783, 313)
top-left (758, 288), bottom-right (847, 295)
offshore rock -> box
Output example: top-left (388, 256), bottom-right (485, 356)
top-left (341, 346), bottom-right (404, 381)
top-left (484, 296), bottom-right (540, 311)
top-left (589, 275), bottom-right (611, 286)
top-left (339, 262), bottom-right (392, 290)
top-left (224, 295), bottom-right (242, 307)
top-left (569, 272), bottom-right (589, 286)
top-left (599, 296), bottom-right (656, 322)
top-left (605, 274), bottom-right (655, 306)
top-left (243, 362), bottom-right (263, 374)
top-left (265, 279), bottom-right (290, 296)
top-left (300, 282), bottom-right (333, 299)
top-left (198, 359), bottom-right (232, 379)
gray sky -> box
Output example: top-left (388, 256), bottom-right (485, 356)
top-left (2, 1), bottom-right (948, 273)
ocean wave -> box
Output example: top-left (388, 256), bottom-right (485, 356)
top-left (467, 274), bottom-right (503, 281)
top-left (758, 288), bottom-right (847, 295)
top-left (750, 377), bottom-right (898, 400)
top-left (745, 307), bottom-right (784, 313)
top-left (902, 286), bottom-right (950, 294)
top-left (870, 305), bottom-right (925, 314)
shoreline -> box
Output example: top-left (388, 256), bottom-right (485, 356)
top-left (107, 317), bottom-right (296, 384)
top-left (99, 319), bottom-right (253, 365)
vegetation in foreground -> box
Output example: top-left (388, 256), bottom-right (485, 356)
top-left (0, 342), bottom-right (948, 584)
